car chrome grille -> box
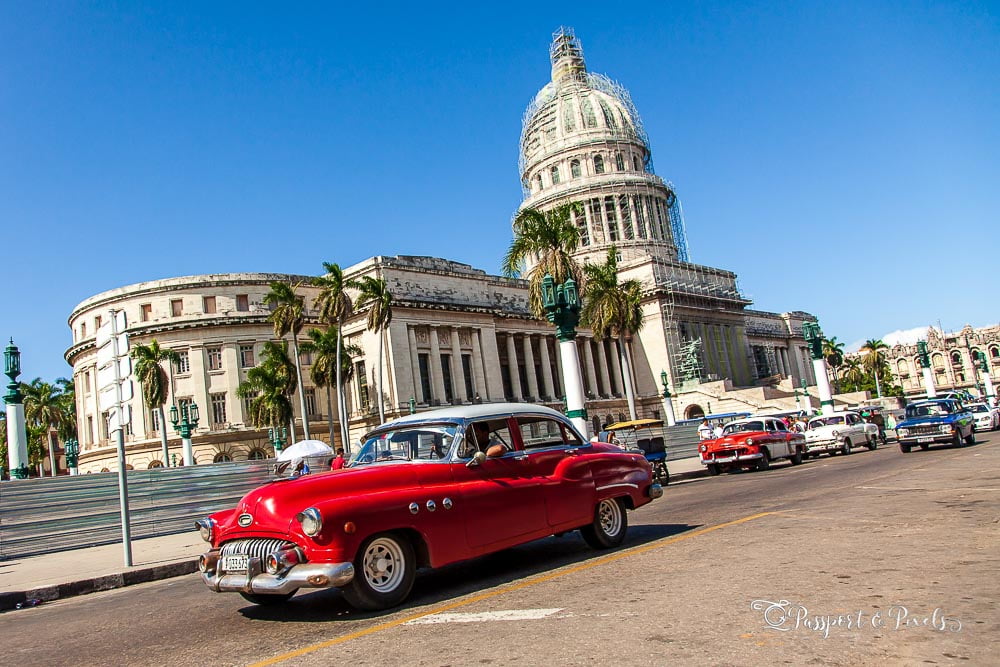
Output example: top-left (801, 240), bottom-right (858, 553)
top-left (908, 425), bottom-right (943, 436)
top-left (220, 538), bottom-right (296, 561)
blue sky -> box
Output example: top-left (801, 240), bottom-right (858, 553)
top-left (2, 1), bottom-right (997, 382)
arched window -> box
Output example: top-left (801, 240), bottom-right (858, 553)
top-left (536, 173), bottom-right (543, 191)
top-left (615, 152), bottom-right (625, 171)
top-left (991, 346), bottom-right (1000, 358)
top-left (581, 98), bottom-right (597, 128)
top-left (550, 165), bottom-right (560, 185)
top-left (685, 405), bottom-right (705, 420)
top-left (599, 99), bottom-right (618, 128)
top-left (562, 101), bottom-right (576, 132)
top-left (633, 155), bottom-right (641, 171)
top-left (593, 155), bottom-right (605, 174)
top-left (213, 452), bottom-right (233, 463)
top-left (951, 351), bottom-right (963, 366)
top-left (247, 448), bottom-right (268, 460)
top-left (570, 159), bottom-right (581, 178)
top-left (148, 460), bottom-right (164, 469)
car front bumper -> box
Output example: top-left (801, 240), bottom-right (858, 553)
top-left (805, 438), bottom-right (839, 452)
top-left (700, 452), bottom-right (763, 465)
top-left (198, 550), bottom-right (355, 595)
top-left (898, 434), bottom-right (954, 446)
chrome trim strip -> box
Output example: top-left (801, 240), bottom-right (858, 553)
top-left (596, 482), bottom-right (638, 491)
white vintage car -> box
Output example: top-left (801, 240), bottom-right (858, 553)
top-left (967, 402), bottom-right (999, 431)
top-left (804, 411), bottom-right (877, 456)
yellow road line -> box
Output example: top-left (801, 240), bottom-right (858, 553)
top-left (250, 511), bottom-right (774, 666)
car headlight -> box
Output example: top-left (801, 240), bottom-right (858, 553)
top-left (745, 438), bottom-right (754, 446)
top-left (831, 430), bottom-right (839, 438)
top-left (940, 424), bottom-right (953, 433)
top-left (699, 444), bottom-right (707, 452)
top-left (296, 507), bottom-right (323, 537)
top-left (897, 429), bottom-right (908, 437)
top-left (195, 518), bottom-right (214, 543)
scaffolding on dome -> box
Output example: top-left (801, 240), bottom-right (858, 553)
top-left (665, 184), bottom-right (690, 262)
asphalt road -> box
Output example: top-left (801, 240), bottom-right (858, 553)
top-left (3, 433), bottom-right (998, 666)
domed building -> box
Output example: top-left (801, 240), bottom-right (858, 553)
top-left (65, 29), bottom-right (821, 472)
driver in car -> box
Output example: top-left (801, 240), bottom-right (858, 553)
top-left (470, 421), bottom-right (509, 457)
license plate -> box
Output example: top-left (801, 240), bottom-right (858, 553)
top-left (916, 437), bottom-right (933, 443)
top-left (221, 554), bottom-right (249, 573)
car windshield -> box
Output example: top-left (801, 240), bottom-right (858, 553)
top-left (808, 416), bottom-right (846, 429)
top-left (723, 421), bottom-right (763, 435)
top-left (968, 404), bottom-right (988, 413)
top-left (906, 402), bottom-right (953, 418)
top-left (350, 424), bottom-right (459, 466)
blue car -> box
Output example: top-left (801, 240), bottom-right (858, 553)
top-left (895, 399), bottom-right (975, 453)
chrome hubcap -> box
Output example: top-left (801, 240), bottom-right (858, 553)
top-left (598, 499), bottom-right (622, 537)
top-left (362, 537), bottom-right (405, 593)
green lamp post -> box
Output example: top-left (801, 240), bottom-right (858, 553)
top-left (170, 402), bottom-right (199, 466)
top-left (268, 426), bottom-right (288, 454)
top-left (660, 370), bottom-right (676, 426)
top-left (975, 350), bottom-right (995, 405)
top-left (408, 397), bottom-right (416, 415)
top-left (916, 340), bottom-right (936, 398)
top-left (64, 437), bottom-right (80, 475)
top-left (541, 273), bottom-right (588, 437)
top-left (802, 322), bottom-right (834, 414)
top-left (4, 339), bottom-right (30, 479)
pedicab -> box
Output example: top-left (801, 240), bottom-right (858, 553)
top-left (602, 418), bottom-right (670, 485)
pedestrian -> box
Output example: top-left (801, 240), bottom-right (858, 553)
top-left (712, 422), bottom-right (724, 439)
top-left (331, 447), bottom-right (346, 470)
top-left (698, 418), bottom-right (713, 440)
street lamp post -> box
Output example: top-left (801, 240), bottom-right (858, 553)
top-left (4, 339), bottom-right (30, 480)
top-left (800, 378), bottom-right (812, 413)
top-left (169, 402), bottom-right (200, 466)
top-left (541, 274), bottom-right (589, 438)
top-left (268, 426), bottom-right (288, 454)
top-left (794, 387), bottom-right (801, 411)
top-left (64, 438), bottom-right (80, 475)
top-left (975, 351), bottom-right (995, 406)
top-left (659, 370), bottom-right (676, 426)
top-left (917, 340), bottom-right (936, 398)
top-left (802, 322), bottom-right (834, 415)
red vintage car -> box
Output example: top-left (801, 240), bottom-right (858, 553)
top-left (196, 403), bottom-right (661, 610)
top-left (698, 416), bottom-right (806, 475)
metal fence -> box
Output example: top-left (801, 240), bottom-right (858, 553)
top-left (0, 461), bottom-right (273, 561)
top-left (665, 423), bottom-right (701, 460)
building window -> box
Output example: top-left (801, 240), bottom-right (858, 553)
top-left (210, 393), bottom-right (227, 426)
top-left (203, 296), bottom-right (216, 314)
top-left (562, 100), bottom-right (576, 132)
top-left (573, 206), bottom-right (589, 246)
top-left (605, 196), bottom-right (619, 242)
top-left (141, 304), bottom-right (152, 321)
top-left (991, 346), bottom-right (999, 358)
top-left (441, 354), bottom-right (454, 404)
top-left (418, 353), bottom-right (432, 404)
top-left (462, 354), bottom-right (474, 401)
top-left (593, 154), bottom-right (605, 174)
top-left (207, 346), bottom-right (223, 371)
top-left (86, 416), bottom-right (94, 445)
top-left (305, 388), bottom-right (317, 418)
top-left (570, 159), bottom-right (581, 178)
top-left (236, 294), bottom-right (249, 312)
top-left (213, 452), bottom-right (232, 463)
top-left (535, 173), bottom-right (543, 191)
top-left (581, 97), bottom-right (597, 127)
top-left (634, 196), bottom-right (648, 238)
top-left (300, 350), bottom-right (312, 365)
top-left (633, 155), bottom-right (641, 171)
top-left (100, 411), bottom-right (110, 440)
top-left (239, 344), bottom-right (255, 368)
top-left (619, 195), bottom-right (634, 239)
top-left (151, 408), bottom-right (160, 432)
top-left (241, 392), bottom-right (257, 420)
top-left (248, 448), bottom-right (267, 460)
top-left (550, 165), bottom-right (560, 185)
top-left (355, 361), bottom-right (369, 410)
top-left (175, 350), bottom-right (190, 374)
top-left (81, 322), bottom-right (87, 338)
top-left (951, 351), bottom-right (963, 366)
top-left (171, 299), bottom-right (183, 317)
top-left (95, 315), bottom-right (102, 330)
top-left (615, 152), bottom-right (625, 171)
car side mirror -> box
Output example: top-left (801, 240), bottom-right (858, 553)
top-left (466, 451), bottom-right (487, 468)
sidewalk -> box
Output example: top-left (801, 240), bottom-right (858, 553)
top-left (0, 457), bottom-right (707, 612)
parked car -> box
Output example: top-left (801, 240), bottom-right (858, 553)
top-left (698, 416), bottom-right (806, 475)
top-left (895, 399), bottom-right (975, 452)
top-left (804, 411), bottom-right (877, 456)
top-left (195, 403), bottom-right (661, 610)
top-left (966, 402), bottom-right (999, 431)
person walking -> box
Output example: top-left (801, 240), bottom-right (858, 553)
top-left (331, 447), bottom-right (346, 470)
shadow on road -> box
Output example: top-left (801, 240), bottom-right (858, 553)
top-left (238, 522), bottom-right (700, 623)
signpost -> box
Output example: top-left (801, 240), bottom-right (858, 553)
top-left (96, 309), bottom-right (133, 567)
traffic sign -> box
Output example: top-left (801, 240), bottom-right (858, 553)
top-left (97, 357), bottom-right (132, 395)
top-left (96, 334), bottom-right (129, 367)
top-left (99, 381), bottom-right (134, 413)
top-left (95, 310), bottom-right (128, 347)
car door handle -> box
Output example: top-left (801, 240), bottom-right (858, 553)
top-left (512, 454), bottom-right (528, 462)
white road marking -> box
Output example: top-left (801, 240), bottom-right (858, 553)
top-left (404, 609), bottom-right (565, 625)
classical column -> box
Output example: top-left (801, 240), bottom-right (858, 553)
top-left (522, 335), bottom-right (540, 401)
top-left (609, 340), bottom-right (624, 396)
top-left (699, 323), bottom-right (717, 377)
top-left (407, 326), bottom-right (422, 404)
top-left (505, 333), bottom-right (523, 401)
top-left (553, 336), bottom-right (564, 397)
top-left (450, 327), bottom-right (467, 403)
top-left (583, 337), bottom-right (599, 396)
top-left (429, 327), bottom-right (446, 405)
top-left (538, 334), bottom-right (555, 400)
top-left (594, 338), bottom-right (610, 396)
top-left (717, 325), bottom-right (733, 379)
top-left (470, 327), bottom-right (488, 400)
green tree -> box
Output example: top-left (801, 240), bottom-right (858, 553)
top-left (580, 246), bottom-right (644, 420)
top-left (822, 337), bottom-right (845, 391)
top-left (55, 377), bottom-right (77, 442)
top-left (355, 275), bottom-right (394, 423)
top-left (840, 357), bottom-right (865, 391)
top-left (26, 423), bottom-right (48, 476)
top-left (131, 339), bottom-right (179, 466)
top-left (313, 262), bottom-right (358, 449)
top-left (300, 327), bottom-right (363, 446)
top-left (502, 203), bottom-right (583, 318)
top-left (22, 378), bottom-right (67, 476)
top-left (264, 281), bottom-right (311, 442)
top-left (237, 341), bottom-right (297, 451)
top-left (861, 339), bottom-right (889, 398)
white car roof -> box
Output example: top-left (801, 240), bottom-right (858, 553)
top-left (808, 411), bottom-right (857, 421)
top-left (379, 402), bottom-right (567, 428)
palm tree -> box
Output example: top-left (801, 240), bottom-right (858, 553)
top-left (131, 340), bottom-right (179, 466)
top-left (355, 275), bottom-right (394, 423)
top-left (581, 247), bottom-right (645, 420)
top-left (313, 262), bottom-right (358, 448)
top-left (55, 377), bottom-right (77, 442)
top-left (861, 339), bottom-right (889, 398)
top-left (237, 342), bottom-right (297, 450)
top-left (841, 357), bottom-right (865, 389)
top-left (300, 327), bottom-right (364, 449)
top-left (502, 203), bottom-right (583, 318)
top-left (822, 337), bottom-right (845, 391)
top-left (22, 378), bottom-right (66, 476)
top-left (264, 281), bottom-right (311, 442)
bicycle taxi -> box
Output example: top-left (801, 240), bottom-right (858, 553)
top-left (602, 418), bottom-right (670, 485)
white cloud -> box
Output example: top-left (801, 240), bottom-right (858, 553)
top-left (845, 326), bottom-right (931, 353)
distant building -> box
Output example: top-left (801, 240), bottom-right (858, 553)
top-left (65, 30), bottom-right (819, 472)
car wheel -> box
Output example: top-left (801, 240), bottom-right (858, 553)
top-left (653, 461), bottom-right (670, 485)
top-left (900, 444), bottom-right (911, 453)
top-left (953, 431), bottom-right (964, 448)
top-left (789, 448), bottom-right (803, 465)
top-left (342, 532), bottom-right (416, 611)
top-left (964, 428), bottom-right (976, 445)
top-left (867, 436), bottom-right (877, 451)
top-left (707, 463), bottom-right (721, 476)
top-left (581, 497), bottom-right (628, 549)
top-left (239, 591), bottom-right (295, 606)
top-left (841, 439), bottom-right (852, 455)
top-left (755, 450), bottom-right (771, 471)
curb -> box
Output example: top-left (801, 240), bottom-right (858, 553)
top-left (0, 559), bottom-right (199, 613)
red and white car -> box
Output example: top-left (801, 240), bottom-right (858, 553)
top-left (196, 404), bottom-right (660, 610)
top-left (699, 416), bottom-right (806, 475)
